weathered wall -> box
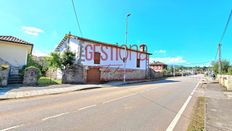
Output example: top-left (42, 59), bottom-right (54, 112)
top-left (100, 67), bottom-right (146, 81)
top-left (217, 75), bottom-right (232, 91)
top-left (62, 64), bottom-right (85, 84)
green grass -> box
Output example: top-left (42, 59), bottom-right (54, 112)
top-left (187, 97), bottom-right (205, 131)
top-left (38, 77), bottom-right (61, 86)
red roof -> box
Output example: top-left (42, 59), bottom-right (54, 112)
top-left (55, 34), bottom-right (152, 55)
top-left (0, 36), bottom-right (33, 46)
top-left (150, 61), bottom-right (167, 66)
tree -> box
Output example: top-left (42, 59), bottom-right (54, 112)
top-left (24, 55), bottom-right (48, 76)
top-left (211, 60), bottom-right (230, 74)
top-left (61, 50), bottom-right (76, 69)
top-left (47, 52), bottom-right (62, 69)
top-left (228, 67), bottom-right (232, 75)
top-left (47, 50), bottom-right (75, 70)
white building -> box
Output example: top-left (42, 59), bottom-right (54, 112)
top-left (55, 34), bottom-right (151, 83)
top-left (0, 36), bottom-right (33, 75)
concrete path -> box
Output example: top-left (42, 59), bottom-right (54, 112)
top-left (205, 82), bottom-right (232, 131)
top-left (0, 76), bottom-right (201, 131)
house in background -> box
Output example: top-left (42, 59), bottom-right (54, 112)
top-left (0, 36), bottom-right (33, 84)
top-left (150, 61), bottom-right (167, 72)
top-left (149, 61), bottom-right (167, 78)
top-left (55, 34), bottom-right (152, 83)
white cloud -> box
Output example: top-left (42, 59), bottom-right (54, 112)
top-left (154, 49), bottom-right (167, 54)
top-left (32, 50), bottom-right (48, 57)
top-left (21, 26), bottom-right (44, 36)
top-left (151, 56), bottom-right (187, 64)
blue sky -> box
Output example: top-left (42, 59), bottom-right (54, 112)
top-left (0, 0), bottom-right (232, 66)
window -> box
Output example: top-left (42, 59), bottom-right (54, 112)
top-left (94, 52), bottom-right (101, 64)
top-left (136, 59), bottom-right (140, 68)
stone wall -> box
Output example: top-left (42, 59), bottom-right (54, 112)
top-left (217, 75), bottom-right (232, 91)
top-left (0, 57), bottom-right (10, 87)
top-left (62, 64), bottom-right (85, 84)
top-left (46, 68), bottom-right (62, 80)
top-left (148, 68), bottom-right (165, 79)
top-left (100, 67), bottom-right (146, 81)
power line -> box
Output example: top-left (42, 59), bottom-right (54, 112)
top-left (71, 0), bottom-right (83, 36)
top-left (217, 10), bottom-right (232, 74)
top-left (219, 10), bottom-right (232, 44)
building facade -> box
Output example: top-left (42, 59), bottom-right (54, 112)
top-left (149, 61), bottom-right (167, 72)
top-left (149, 61), bottom-right (167, 78)
top-left (0, 36), bottom-right (33, 75)
top-left (55, 34), bottom-right (151, 83)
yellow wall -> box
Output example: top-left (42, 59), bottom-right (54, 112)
top-left (0, 41), bottom-right (32, 67)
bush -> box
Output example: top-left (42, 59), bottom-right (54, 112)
top-left (228, 67), bottom-right (232, 75)
top-left (26, 55), bottom-right (48, 76)
top-left (1, 64), bottom-right (9, 71)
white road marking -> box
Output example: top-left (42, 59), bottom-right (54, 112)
top-left (42, 112), bottom-right (70, 121)
top-left (166, 81), bottom-right (201, 131)
top-left (1, 124), bottom-right (24, 131)
top-left (78, 104), bottom-right (96, 111)
top-left (102, 93), bottom-right (137, 104)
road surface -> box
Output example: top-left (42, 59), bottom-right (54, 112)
top-left (0, 76), bottom-right (201, 131)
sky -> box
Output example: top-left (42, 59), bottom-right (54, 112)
top-left (0, 0), bottom-right (232, 66)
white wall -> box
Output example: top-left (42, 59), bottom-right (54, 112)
top-left (0, 42), bottom-right (30, 67)
top-left (81, 41), bottom-right (148, 70)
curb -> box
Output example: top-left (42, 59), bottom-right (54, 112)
top-left (0, 86), bottom-right (103, 100)
top-left (0, 79), bottom-right (158, 100)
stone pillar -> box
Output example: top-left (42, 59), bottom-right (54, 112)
top-left (23, 67), bottom-right (40, 86)
top-left (0, 64), bottom-right (10, 87)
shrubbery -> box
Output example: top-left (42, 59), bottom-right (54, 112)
top-left (228, 67), bottom-right (232, 75)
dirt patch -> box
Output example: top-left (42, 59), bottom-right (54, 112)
top-left (187, 97), bottom-right (205, 131)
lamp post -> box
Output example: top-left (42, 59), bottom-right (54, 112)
top-left (123, 13), bottom-right (131, 83)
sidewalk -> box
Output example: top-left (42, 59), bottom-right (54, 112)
top-left (0, 79), bottom-right (152, 100)
top-left (205, 81), bottom-right (232, 131)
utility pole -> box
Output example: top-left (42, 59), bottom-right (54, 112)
top-left (173, 65), bottom-right (175, 77)
top-left (218, 43), bottom-right (222, 74)
top-left (123, 13), bottom-right (131, 83)
top-left (217, 10), bottom-right (232, 74)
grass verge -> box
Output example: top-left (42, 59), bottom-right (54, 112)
top-left (38, 77), bottom-right (61, 86)
top-left (187, 97), bottom-right (205, 131)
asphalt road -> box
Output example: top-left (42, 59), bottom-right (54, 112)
top-left (0, 76), bottom-right (201, 131)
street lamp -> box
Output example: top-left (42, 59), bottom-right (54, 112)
top-left (125, 13), bottom-right (131, 45)
top-left (123, 13), bottom-right (131, 83)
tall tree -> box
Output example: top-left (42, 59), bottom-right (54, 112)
top-left (211, 60), bottom-right (230, 74)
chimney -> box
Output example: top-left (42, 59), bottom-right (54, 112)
top-left (140, 44), bottom-right (146, 52)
